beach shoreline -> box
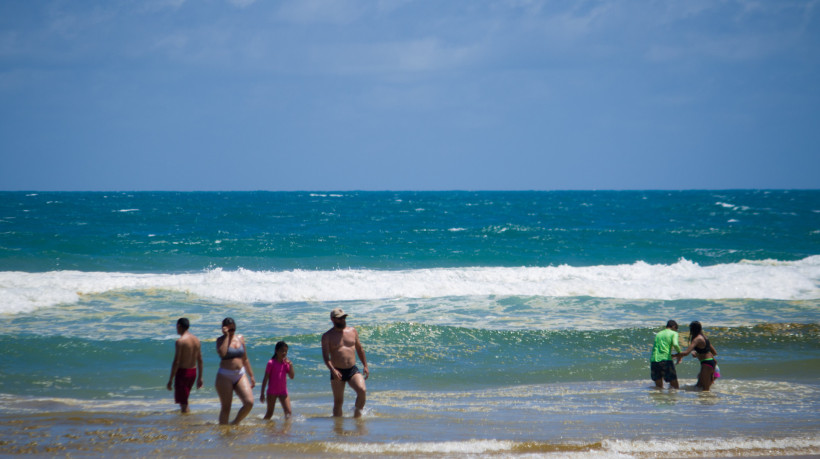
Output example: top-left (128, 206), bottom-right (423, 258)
top-left (2, 404), bottom-right (818, 458)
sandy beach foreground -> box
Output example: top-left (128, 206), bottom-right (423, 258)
top-left (2, 407), bottom-right (818, 458)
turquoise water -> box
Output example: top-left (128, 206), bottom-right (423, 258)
top-left (1, 191), bottom-right (819, 457)
top-left (2, 190), bottom-right (817, 272)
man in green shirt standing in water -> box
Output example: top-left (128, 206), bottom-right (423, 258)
top-left (650, 320), bottom-right (682, 389)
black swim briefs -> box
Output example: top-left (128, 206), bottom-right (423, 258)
top-left (331, 365), bottom-right (360, 382)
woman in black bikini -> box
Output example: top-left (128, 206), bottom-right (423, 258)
top-left (215, 317), bottom-right (256, 424)
top-left (675, 321), bottom-right (718, 391)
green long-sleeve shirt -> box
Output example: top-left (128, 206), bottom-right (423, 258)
top-left (651, 328), bottom-right (681, 362)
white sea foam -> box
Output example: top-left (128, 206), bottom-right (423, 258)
top-left (716, 201), bottom-right (750, 211)
top-left (0, 256), bottom-right (818, 314)
top-left (324, 439), bottom-right (516, 455)
top-left (602, 436), bottom-right (820, 456)
top-left (323, 436), bottom-right (820, 457)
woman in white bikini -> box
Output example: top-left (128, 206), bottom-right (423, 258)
top-left (215, 317), bottom-right (256, 425)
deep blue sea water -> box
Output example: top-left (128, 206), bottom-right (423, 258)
top-left (2, 190), bottom-right (817, 272)
top-left (1, 191), bottom-right (819, 457)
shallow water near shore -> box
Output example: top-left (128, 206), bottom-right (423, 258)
top-left (2, 378), bottom-right (819, 457)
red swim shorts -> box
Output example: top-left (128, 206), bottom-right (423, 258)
top-left (174, 368), bottom-right (197, 405)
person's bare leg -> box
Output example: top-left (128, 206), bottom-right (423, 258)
top-left (331, 379), bottom-right (346, 417)
top-left (653, 378), bottom-right (664, 389)
top-left (279, 395), bottom-right (292, 418)
top-left (264, 396), bottom-right (275, 420)
top-left (215, 375), bottom-right (234, 425)
top-left (670, 379), bottom-right (680, 389)
top-left (348, 374), bottom-right (367, 418)
top-left (231, 377), bottom-right (254, 425)
top-left (699, 365), bottom-right (714, 391)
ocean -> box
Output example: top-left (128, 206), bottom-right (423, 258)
top-left (1, 190), bottom-right (818, 457)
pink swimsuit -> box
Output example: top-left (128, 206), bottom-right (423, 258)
top-left (265, 359), bottom-right (291, 396)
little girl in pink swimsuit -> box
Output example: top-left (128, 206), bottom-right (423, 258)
top-left (261, 341), bottom-right (295, 419)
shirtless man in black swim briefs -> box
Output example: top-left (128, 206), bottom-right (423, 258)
top-left (322, 308), bottom-right (369, 417)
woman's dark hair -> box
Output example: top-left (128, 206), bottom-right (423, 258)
top-left (689, 321), bottom-right (703, 341)
top-left (222, 317), bottom-right (236, 327)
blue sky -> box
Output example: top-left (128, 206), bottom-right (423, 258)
top-left (1, 0), bottom-right (818, 191)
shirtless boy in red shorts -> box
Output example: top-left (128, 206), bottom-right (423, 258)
top-left (167, 318), bottom-right (203, 413)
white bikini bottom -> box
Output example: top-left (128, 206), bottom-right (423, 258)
top-left (217, 367), bottom-right (246, 385)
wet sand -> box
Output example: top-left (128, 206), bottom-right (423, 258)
top-left (2, 409), bottom-right (818, 458)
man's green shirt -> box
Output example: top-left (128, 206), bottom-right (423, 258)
top-left (651, 328), bottom-right (681, 362)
